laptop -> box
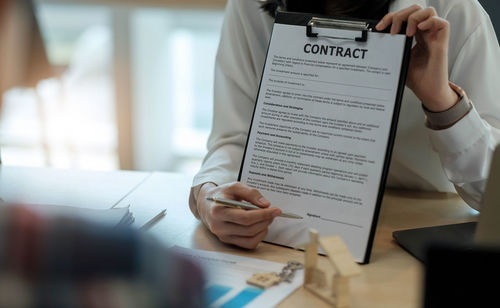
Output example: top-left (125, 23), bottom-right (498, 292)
top-left (392, 144), bottom-right (500, 263)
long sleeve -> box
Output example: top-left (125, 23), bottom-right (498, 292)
top-left (426, 0), bottom-right (500, 210)
top-left (189, 0), bottom-right (273, 216)
top-left (190, 0), bottom-right (500, 216)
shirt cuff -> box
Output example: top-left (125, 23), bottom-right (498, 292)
top-left (427, 105), bottom-right (489, 157)
top-left (189, 182), bottom-right (218, 219)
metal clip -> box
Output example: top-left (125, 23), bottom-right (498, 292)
top-left (306, 17), bottom-right (370, 42)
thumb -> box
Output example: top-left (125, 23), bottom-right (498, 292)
top-left (227, 183), bottom-right (271, 208)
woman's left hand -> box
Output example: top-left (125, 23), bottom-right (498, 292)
top-left (376, 5), bottom-right (459, 112)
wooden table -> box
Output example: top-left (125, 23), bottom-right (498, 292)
top-left (114, 172), bottom-right (478, 308)
top-left (0, 167), bottom-right (479, 308)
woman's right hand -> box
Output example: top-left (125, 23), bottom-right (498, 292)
top-left (196, 182), bottom-right (282, 249)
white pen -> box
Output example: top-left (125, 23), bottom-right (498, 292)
top-left (140, 209), bottom-right (166, 231)
top-left (206, 197), bottom-right (303, 219)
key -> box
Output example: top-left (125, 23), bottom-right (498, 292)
top-left (279, 261), bottom-right (303, 283)
top-left (247, 261), bottom-right (303, 289)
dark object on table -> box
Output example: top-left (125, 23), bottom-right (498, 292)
top-left (392, 222), bottom-right (477, 263)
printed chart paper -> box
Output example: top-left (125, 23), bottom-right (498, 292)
top-left (173, 246), bottom-right (303, 308)
top-left (239, 14), bottom-right (410, 263)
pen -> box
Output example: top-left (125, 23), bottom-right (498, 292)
top-left (140, 209), bottom-right (166, 231)
top-left (206, 197), bottom-right (303, 219)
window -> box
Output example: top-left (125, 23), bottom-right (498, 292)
top-left (131, 9), bottom-right (223, 173)
top-left (0, 2), bottom-right (224, 175)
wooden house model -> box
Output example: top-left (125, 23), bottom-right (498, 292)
top-left (303, 229), bottom-right (361, 308)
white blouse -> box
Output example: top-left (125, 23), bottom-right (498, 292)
top-left (190, 0), bottom-right (500, 214)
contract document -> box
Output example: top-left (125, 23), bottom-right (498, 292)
top-left (239, 12), bottom-right (412, 263)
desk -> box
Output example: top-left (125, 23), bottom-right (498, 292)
top-left (0, 167), bottom-right (478, 308)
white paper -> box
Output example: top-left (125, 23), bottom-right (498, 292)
top-left (172, 246), bottom-right (303, 308)
top-left (0, 166), bottom-right (150, 209)
top-left (240, 22), bottom-right (407, 262)
top-left (7, 203), bottom-right (134, 227)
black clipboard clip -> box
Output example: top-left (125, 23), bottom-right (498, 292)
top-left (306, 17), bottom-right (370, 42)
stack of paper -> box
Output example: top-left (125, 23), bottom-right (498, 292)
top-left (1, 202), bottom-right (134, 227)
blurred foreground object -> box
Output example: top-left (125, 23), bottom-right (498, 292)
top-left (0, 0), bottom-right (52, 98)
top-left (424, 243), bottom-right (500, 308)
top-left (0, 205), bottom-right (205, 308)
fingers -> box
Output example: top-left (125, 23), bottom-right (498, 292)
top-left (216, 206), bottom-right (280, 225)
top-left (406, 7), bottom-right (438, 36)
top-left (219, 228), bottom-right (269, 250)
top-left (417, 15), bottom-right (449, 33)
top-left (376, 5), bottom-right (442, 36)
top-left (391, 5), bottom-right (423, 35)
top-left (209, 209), bottom-right (274, 249)
top-left (376, 4), bottom-right (422, 33)
top-left (213, 182), bottom-right (281, 224)
top-left (198, 181), bottom-right (281, 249)
top-left (222, 219), bottom-right (274, 237)
top-left (224, 182), bottom-right (270, 208)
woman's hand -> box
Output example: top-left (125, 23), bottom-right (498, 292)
top-left (196, 182), bottom-right (282, 249)
top-left (376, 5), bottom-right (459, 112)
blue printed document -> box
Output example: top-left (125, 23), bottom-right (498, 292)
top-left (172, 246), bottom-right (303, 308)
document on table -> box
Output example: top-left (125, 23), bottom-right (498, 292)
top-left (0, 201), bottom-right (134, 227)
top-left (239, 12), bottom-right (412, 263)
top-left (0, 166), bottom-right (151, 209)
top-left (28, 204), bottom-right (134, 226)
top-left (172, 246), bottom-right (303, 308)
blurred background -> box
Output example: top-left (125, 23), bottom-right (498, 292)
top-left (0, 0), bottom-right (226, 176)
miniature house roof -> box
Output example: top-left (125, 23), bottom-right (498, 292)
top-left (319, 235), bottom-right (361, 278)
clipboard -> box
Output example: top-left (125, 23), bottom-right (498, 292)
top-left (238, 10), bottom-right (413, 264)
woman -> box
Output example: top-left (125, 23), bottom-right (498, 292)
top-left (190, 0), bottom-right (500, 249)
